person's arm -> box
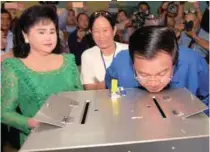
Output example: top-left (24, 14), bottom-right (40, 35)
top-left (193, 35), bottom-right (209, 50)
top-left (159, 2), bottom-right (168, 22)
top-left (185, 31), bottom-right (209, 50)
top-left (1, 50), bottom-right (14, 62)
top-left (70, 54), bottom-right (84, 90)
top-left (84, 82), bottom-right (105, 90)
top-left (1, 30), bottom-right (7, 51)
top-left (174, 23), bottom-right (185, 39)
top-left (1, 61), bottom-right (31, 134)
top-left (176, 2), bottom-right (184, 21)
top-left (194, 2), bottom-right (202, 23)
top-left (81, 52), bottom-right (105, 90)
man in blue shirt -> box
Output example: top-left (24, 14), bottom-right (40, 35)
top-left (1, 9), bottom-right (13, 54)
top-left (105, 26), bottom-right (209, 115)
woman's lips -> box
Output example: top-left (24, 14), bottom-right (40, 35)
top-left (44, 44), bottom-right (52, 47)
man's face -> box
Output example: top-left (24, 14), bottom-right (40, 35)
top-left (1, 13), bottom-right (11, 31)
top-left (117, 11), bottom-right (128, 23)
top-left (67, 10), bottom-right (76, 25)
top-left (184, 13), bottom-right (196, 29)
top-left (78, 14), bottom-right (89, 30)
top-left (134, 51), bottom-right (174, 93)
top-left (7, 8), bottom-right (17, 20)
top-left (139, 4), bottom-right (149, 14)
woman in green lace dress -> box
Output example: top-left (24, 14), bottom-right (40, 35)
top-left (1, 5), bottom-right (83, 146)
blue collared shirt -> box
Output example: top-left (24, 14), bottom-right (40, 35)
top-left (1, 31), bottom-right (13, 54)
top-left (105, 46), bottom-right (209, 115)
top-left (58, 9), bottom-right (68, 31)
top-left (193, 28), bottom-right (209, 57)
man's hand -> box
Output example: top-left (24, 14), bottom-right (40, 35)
top-left (124, 19), bottom-right (132, 28)
top-left (185, 30), bottom-right (209, 50)
top-left (193, 1), bottom-right (200, 10)
top-left (185, 30), bottom-right (196, 38)
top-left (1, 31), bottom-right (7, 50)
top-left (162, 2), bottom-right (169, 10)
top-left (175, 23), bottom-right (184, 32)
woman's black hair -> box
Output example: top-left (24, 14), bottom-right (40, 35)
top-left (129, 26), bottom-right (179, 65)
top-left (89, 10), bottom-right (115, 30)
top-left (13, 5), bottom-right (61, 58)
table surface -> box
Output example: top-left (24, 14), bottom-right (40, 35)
top-left (20, 88), bottom-right (209, 152)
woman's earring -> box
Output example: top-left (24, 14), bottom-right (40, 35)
top-left (25, 39), bottom-right (29, 43)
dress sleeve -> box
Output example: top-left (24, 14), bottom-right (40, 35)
top-left (1, 60), bottom-right (30, 134)
top-left (68, 54), bottom-right (83, 90)
top-left (73, 59), bottom-right (83, 90)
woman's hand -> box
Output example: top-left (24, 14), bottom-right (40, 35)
top-left (28, 118), bottom-right (40, 129)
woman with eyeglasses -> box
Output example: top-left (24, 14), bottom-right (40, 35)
top-left (1, 5), bottom-right (83, 146)
top-left (81, 11), bottom-right (128, 90)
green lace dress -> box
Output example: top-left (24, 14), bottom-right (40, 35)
top-left (1, 54), bottom-right (83, 146)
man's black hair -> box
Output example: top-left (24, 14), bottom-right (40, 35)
top-left (129, 26), bottom-right (178, 65)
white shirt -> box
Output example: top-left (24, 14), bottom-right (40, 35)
top-left (81, 42), bottom-right (128, 84)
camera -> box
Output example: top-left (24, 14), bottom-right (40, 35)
top-left (131, 12), bottom-right (146, 29)
top-left (131, 11), bottom-right (159, 29)
top-left (167, 2), bottom-right (178, 15)
top-left (184, 21), bottom-right (194, 32)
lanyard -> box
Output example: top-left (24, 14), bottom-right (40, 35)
top-left (100, 49), bottom-right (116, 71)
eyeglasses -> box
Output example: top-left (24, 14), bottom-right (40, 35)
top-left (184, 9), bottom-right (196, 14)
top-left (93, 11), bottom-right (112, 18)
top-left (134, 68), bottom-right (173, 84)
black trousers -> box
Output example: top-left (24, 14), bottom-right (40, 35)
top-left (1, 106), bottom-right (22, 150)
top-left (1, 124), bottom-right (20, 150)
top-left (1, 124), bottom-right (8, 151)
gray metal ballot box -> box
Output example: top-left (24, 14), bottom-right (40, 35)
top-left (20, 88), bottom-right (209, 152)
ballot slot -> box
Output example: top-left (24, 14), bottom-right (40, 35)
top-left (81, 100), bottom-right (90, 124)
top-left (152, 96), bottom-right (167, 118)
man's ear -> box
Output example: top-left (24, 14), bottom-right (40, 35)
top-left (113, 26), bottom-right (117, 37)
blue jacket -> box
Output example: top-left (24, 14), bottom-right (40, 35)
top-left (105, 46), bottom-right (209, 115)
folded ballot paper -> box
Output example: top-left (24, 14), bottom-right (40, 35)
top-left (34, 94), bottom-right (79, 127)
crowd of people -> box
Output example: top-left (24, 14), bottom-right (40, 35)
top-left (1, 1), bottom-right (209, 151)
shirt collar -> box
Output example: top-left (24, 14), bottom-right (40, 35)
top-left (7, 30), bottom-right (13, 36)
top-left (170, 59), bottom-right (182, 84)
